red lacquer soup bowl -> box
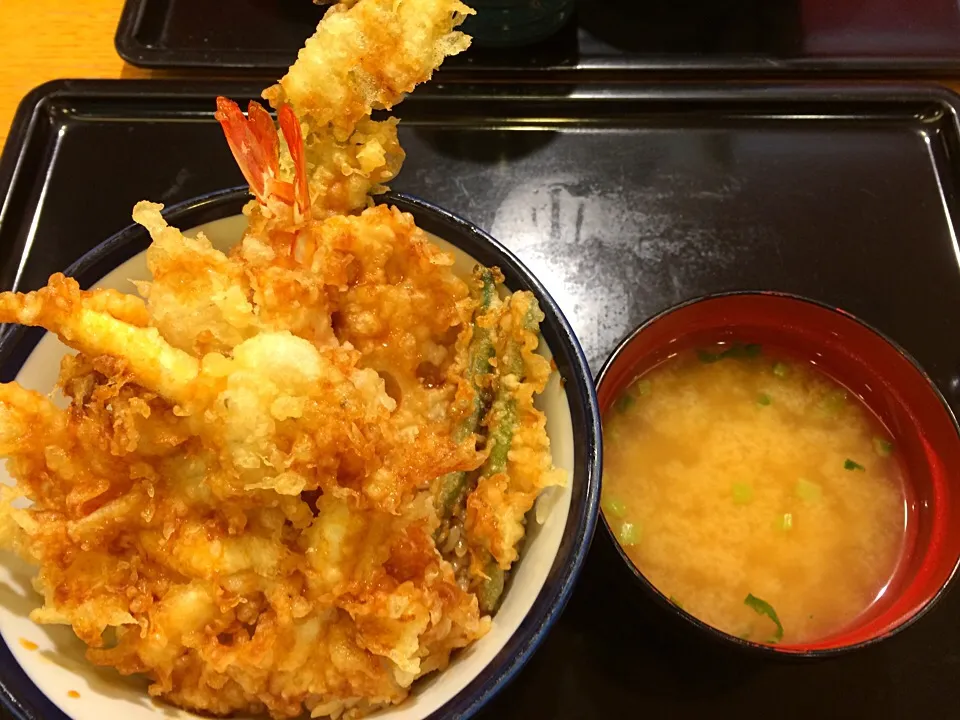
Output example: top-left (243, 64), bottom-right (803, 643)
top-left (596, 292), bottom-right (960, 656)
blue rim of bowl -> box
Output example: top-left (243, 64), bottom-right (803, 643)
top-left (0, 187), bottom-right (602, 720)
top-left (595, 289), bottom-right (960, 660)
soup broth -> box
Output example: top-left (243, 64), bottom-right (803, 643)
top-left (602, 344), bottom-right (907, 645)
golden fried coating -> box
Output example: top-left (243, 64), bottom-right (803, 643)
top-left (465, 292), bottom-right (566, 570)
top-left (0, 0), bottom-right (565, 717)
top-left (0, 205), bottom-right (494, 718)
top-left (265, 0), bottom-right (473, 138)
top-left (0, 197), bottom-right (562, 718)
top-left (260, 0), bottom-right (473, 219)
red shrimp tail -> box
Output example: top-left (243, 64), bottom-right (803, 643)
top-left (278, 105), bottom-right (310, 222)
top-left (215, 97), bottom-right (281, 203)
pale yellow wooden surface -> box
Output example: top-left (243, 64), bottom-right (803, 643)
top-left (0, 0), bottom-right (159, 150)
top-left (3, 0), bottom-right (960, 151)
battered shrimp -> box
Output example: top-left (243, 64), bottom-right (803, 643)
top-left (0, 0), bottom-right (564, 717)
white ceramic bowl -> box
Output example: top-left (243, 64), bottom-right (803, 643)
top-left (0, 190), bottom-right (601, 720)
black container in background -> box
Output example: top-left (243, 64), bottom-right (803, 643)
top-left (116, 0), bottom-right (960, 76)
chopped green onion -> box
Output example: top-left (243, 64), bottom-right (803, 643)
top-left (743, 343), bottom-right (763, 358)
top-left (669, 596), bottom-right (683, 609)
top-left (844, 459), bottom-right (865, 472)
top-left (732, 482), bottom-right (754, 505)
top-left (795, 478), bottom-right (822, 503)
top-left (873, 437), bottom-right (894, 457)
top-left (634, 379), bottom-right (652, 396)
top-left (772, 362), bottom-right (789, 378)
top-left (698, 349), bottom-right (723, 364)
top-left (614, 394), bottom-right (635, 413)
top-left (744, 593), bottom-right (784, 643)
top-left (757, 392), bottom-right (772, 406)
top-left (602, 495), bottom-right (627, 518)
top-left (618, 521), bottom-right (641, 546)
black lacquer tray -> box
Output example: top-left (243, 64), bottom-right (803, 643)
top-left (116, 0), bottom-right (960, 77)
top-left (2, 80), bottom-right (960, 718)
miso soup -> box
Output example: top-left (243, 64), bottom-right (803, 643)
top-left (602, 343), bottom-right (907, 645)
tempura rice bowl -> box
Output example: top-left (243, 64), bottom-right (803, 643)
top-left (0, 189), bottom-right (601, 720)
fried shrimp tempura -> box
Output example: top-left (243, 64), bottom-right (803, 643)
top-left (0, 207), bottom-right (492, 719)
top-left (0, 0), bottom-right (565, 717)
top-left (265, 0), bottom-right (472, 137)
top-left (261, 0), bottom-right (473, 219)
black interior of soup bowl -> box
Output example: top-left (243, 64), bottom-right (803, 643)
top-left (0, 187), bottom-right (601, 720)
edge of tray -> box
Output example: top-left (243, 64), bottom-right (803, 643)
top-left (5, 77), bottom-right (960, 197)
top-left (5, 78), bottom-right (960, 245)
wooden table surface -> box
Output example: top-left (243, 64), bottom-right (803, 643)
top-left (3, 0), bottom-right (960, 151)
top-left (0, 0), bottom-right (156, 150)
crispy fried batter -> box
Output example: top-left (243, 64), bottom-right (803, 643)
top-left (0, 207), bottom-right (490, 718)
top-left (260, 0), bottom-right (473, 220)
top-left (465, 293), bottom-right (565, 569)
top-left (0, 0), bottom-right (565, 717)
top-left (265, 0), bottom-right (472, 138)
top-left (0, 201), bottom-right (565, 718)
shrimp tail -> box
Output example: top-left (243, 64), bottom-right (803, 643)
top-left (278, 104), bottom-right (310, 224)
top-left (214, 97), bottom-right (297, 215)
